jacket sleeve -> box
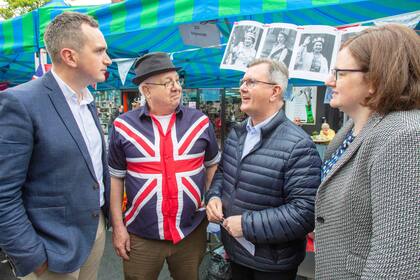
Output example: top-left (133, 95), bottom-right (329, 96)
top-left (362, 127), bottom-right (420, 278)
top-left (0, 93), bottom-right (47, 276)
top-left (242, 138), bottom-right (321, 244)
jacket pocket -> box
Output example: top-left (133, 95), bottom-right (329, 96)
top-left (26, 206), bottom-right (69, 254)
top-left (345, 253), bottom-right (366, 277)
top-left (25, 195), bottom-right (66, 209)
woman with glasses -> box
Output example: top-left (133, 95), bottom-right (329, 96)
top-left (315, 24), bottom-right (420, 279)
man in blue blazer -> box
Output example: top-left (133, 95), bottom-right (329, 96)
top-left (0, 12), bottom-right (111, 279)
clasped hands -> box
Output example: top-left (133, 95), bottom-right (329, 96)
top-left (206, 197), bottom-right (243, 238)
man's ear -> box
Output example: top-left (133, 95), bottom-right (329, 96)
top-left (270, 85), bottom-right (282, 102)
top-left (60, 48), bottom-right (78, 68)
top-left (141, 85), bottom-right (151, 100)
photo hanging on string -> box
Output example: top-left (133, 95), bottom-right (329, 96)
top-left (220, 21), bottom-right (264, 72)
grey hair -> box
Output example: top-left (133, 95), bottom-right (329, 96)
top-left (138, 76), bottom-right (152, 96)
top-left (138, 84), bottom-right (145, 95)
top-left (44, 12), bottom-right (99, 63)
top-left (248, 58), bottom-right (289, 98)
top-left (138, 78), bottom-right (151, 104)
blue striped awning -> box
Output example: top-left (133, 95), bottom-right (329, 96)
top-left (0, 0), bottom-right (418, 88)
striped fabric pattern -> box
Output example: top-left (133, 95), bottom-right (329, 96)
top-left (0, 0), bottom-right (419, 88)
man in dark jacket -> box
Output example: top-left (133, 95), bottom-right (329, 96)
top-left (206, 58), bottom-right (321, 280)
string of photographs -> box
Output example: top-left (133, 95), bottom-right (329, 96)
top-left (220, 20), bottom-right (367, 82)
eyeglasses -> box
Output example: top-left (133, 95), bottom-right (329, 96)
top-left (145, 79), bottom-right (183, 89)
top-left (239, 79), bottom-right (276, 88)
top-left (330, 68), bottom-right (368, 81)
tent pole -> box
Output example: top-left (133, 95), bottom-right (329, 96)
top-left (221, 88), bottom-right (226, 148)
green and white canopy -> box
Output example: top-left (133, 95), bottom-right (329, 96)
top-left (0, 0), bottom-right (418, 89)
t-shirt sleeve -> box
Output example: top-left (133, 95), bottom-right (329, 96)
top-left (108, 119), bottom-right (127, 178)
top-left (204, 121), bottom-right (221, 167)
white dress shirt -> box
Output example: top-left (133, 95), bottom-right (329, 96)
top-left (51, 70), bottom-right (105, 206)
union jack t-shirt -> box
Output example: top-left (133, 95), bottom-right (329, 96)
top-left (108, 105), bottom-right (220, 244)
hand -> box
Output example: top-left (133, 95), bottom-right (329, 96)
top-left (223, 215), bottom-right (243, 238)
top-left (112, 225), bottom-right (131, 260)
top-left (34, 261), bottom-right (48, 276)
top-left (303, 36), bottom-right (311, 46)
top-left (206, 197), bottom-right (224, 223)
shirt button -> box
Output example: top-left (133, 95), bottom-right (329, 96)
top-left (316, 216), bottom-right (325, 224)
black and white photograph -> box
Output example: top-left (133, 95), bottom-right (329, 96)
top-left (258, 23), bottom-right (297, 68)
top-left (221, 22), bottom-right (342, 81)
top-left (290, 26), bottom-right (339, 82)
top-left (220, 21), bottom-right (264, 71)
top-left (340, 26), bottom-right (367, 46)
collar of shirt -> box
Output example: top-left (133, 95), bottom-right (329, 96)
top-left (246, 111), bottom-right (278, 135)
top-left (138, 104), bottom-right (183, 119)
top-left (242, 112), bottom-right (278, 159)
top-left (51, 69), bottom-right (94, 106)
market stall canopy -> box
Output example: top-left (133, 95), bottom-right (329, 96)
top-left (0, 0), bottom-right (419, 89)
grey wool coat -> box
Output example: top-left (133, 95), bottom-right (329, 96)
top-left (315, 110), bottom-right (420, 279)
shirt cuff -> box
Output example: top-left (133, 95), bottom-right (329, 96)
top-left (204, 151), bottom-right (221, 167)
top-left (109, 166), bottom-right (126, 178)
top-left (208, 196), bottom-right (221, 202)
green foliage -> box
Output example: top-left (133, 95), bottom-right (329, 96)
top-left (0, 0), bottom-right (51, 19)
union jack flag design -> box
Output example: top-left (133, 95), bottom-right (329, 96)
top-left (109, 107), bottom-right (220, 244)
top-left (32, 63), bottom-right (51, 80)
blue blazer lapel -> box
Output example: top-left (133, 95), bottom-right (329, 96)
top-left (42, 72), bottom-right (97, 180)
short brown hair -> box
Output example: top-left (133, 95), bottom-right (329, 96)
top-left (44, 12), bottom-right (99, 63)
top-left (342, 24), bottom-right (420, 114)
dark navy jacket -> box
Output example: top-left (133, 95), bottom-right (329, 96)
top-left (0, 72), bottom-right (110, 277)
top-left (206, 110), bottom-right (321, 272)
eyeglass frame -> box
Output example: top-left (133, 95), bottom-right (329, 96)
top-left (144, 79), bottom-right (183, 89)
top-left (330, 68), bottom-right (368, 81)
top-left (239, 78), bottom-right (277, 88)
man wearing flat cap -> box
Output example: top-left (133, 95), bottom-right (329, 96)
top-left (108, 52), bottom-right (220, 280)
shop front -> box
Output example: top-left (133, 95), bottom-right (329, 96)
top-left (94, 86), bottom-right (342, 157)
top-left (183, 86), bottom-right (342, 152)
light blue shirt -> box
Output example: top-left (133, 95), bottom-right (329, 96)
top-left (51, 70), bottom-right (105, 207)
top-left (242, 112), bottom-right (278, 159)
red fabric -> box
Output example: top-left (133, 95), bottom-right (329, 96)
top-left (115, 114), bottom-right (208, 243)
top-left (306, 235), bottom-right (314, 252)
top-left (0, 82), bottom-right (9, 91)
